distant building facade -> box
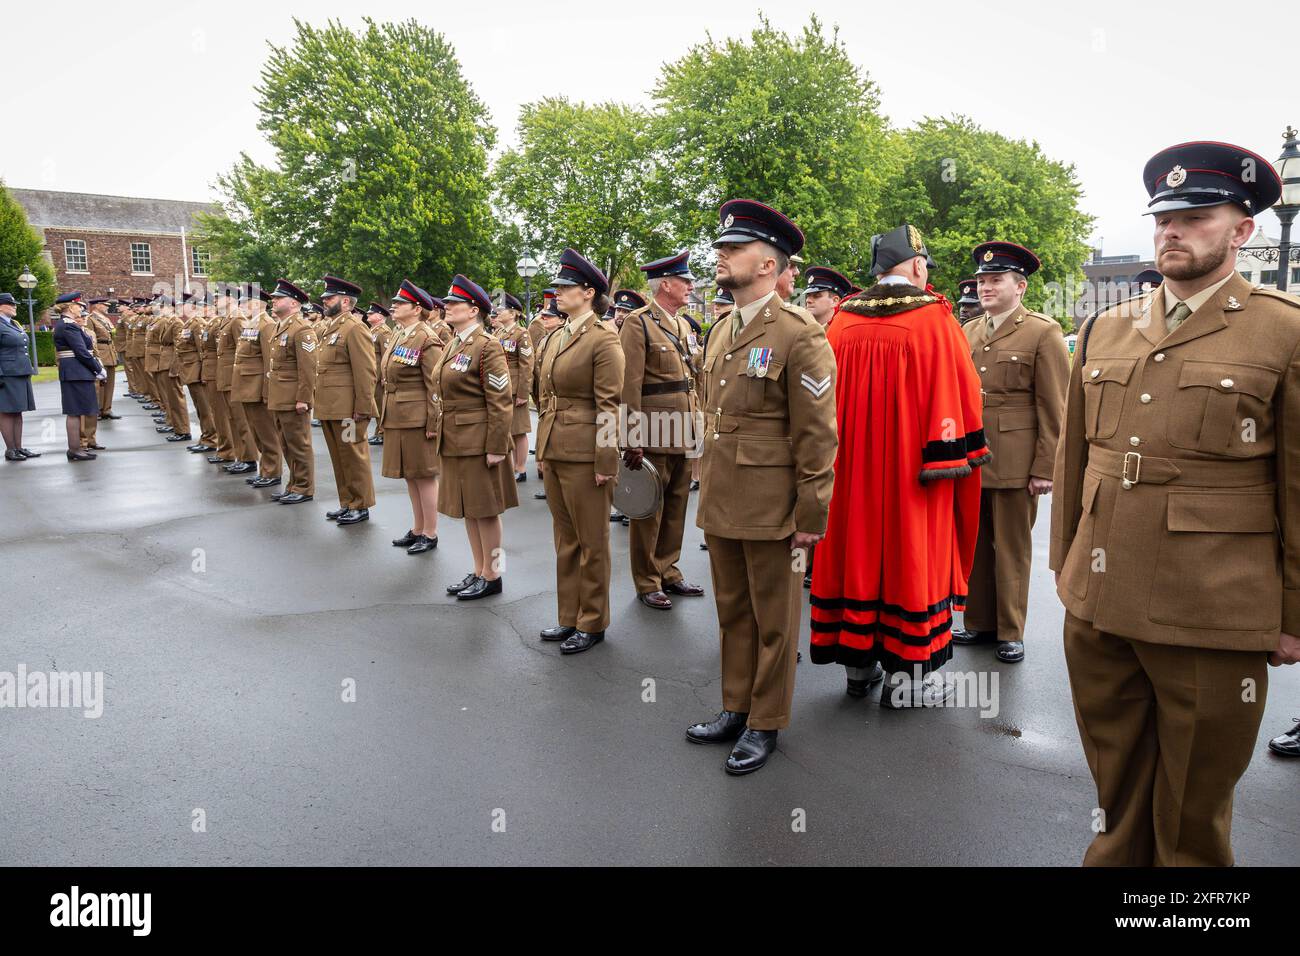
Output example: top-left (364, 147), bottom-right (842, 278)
top-left (8, 188), bottom-right (218, 300)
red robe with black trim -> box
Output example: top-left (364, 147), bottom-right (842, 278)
top-left (809, 282), bottom-right (988, 675)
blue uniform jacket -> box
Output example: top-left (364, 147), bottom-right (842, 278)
top-left (0, 316), bottom-right (34, 377)
top-left (53, 318), bottom-right (101, 381)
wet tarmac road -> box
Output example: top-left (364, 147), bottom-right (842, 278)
top-left (2, 379), bottom-right (1297, 865)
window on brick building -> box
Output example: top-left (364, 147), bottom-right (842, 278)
top-left (1262, 269), bottom-right (1278, 285)
top-left (64, 239), bottom-right (88, 273)
top-left (192, 248), bottom-right (210, 276)
top-left (130, 242), bottom-right (153, 275)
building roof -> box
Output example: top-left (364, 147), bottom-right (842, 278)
top-left (7, 187), bottom-right (217, 235)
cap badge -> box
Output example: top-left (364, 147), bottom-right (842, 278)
top-left (982, 250), bottom-right (994, 262)
top-left (1166, 165), bottom-right (1187, 188)
top-left (724, 214), bottom-right (735, 229)
top-left (907, 225), bottom-right (924, 253)
top-left (1226, 296), bottom-right (1241, 310)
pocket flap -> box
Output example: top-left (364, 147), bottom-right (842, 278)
top-left (1081, 472), bottom-right (1100, 515)
top-left (997, 350), bottom-right (1034, 366)
top-left (560, 408), bottom-right (597, 425)
top-left (1177, 360), bottom-right (1279, 401)
top-left (454, 410), bottom-right (488, 425)
top-left (1082, 357), bottom-right (1136, 386)
top-left (999, 407), bottom-right (1037, 431)
top-left (735, 437), bottom-right (794, 467)
top-left (1166, 492), bottom-right (1276, 533)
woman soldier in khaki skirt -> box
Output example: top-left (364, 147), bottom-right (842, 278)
top-left (381, 281), bottom-right (446, 556)
top-left (491, 292), bottom-right (534, 482)
top-left (436, 274), bottom-right (516, 600)
top-left (535, 249), bottom-right (625, 654)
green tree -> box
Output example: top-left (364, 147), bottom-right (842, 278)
top-left (494, 98), bottom-right (662, 292)
top-left (200, 17), bottom-right (497, 302)
top-left (0, 183), bottom-right (57, 320)
top-left (652, 15), bottom-right (894, 281)
top-left (878, 116), bottom-right (1094, 323)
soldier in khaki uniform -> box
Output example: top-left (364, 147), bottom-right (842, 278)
top-left (365, 302), bottom-right (393, 447)
top-left (1051, 141), bottom-right (1300, 866)
top-left (264, 279), bottom-right (318, 503)
top-left (685, 200), bottom-right (838, 776)
top-left (436, 274), bottom-right (516, 599)
top-left (528, 290), bottom-right (567, 499)
top-left (176, 294), bottom-right (217, 453)
top-left (535, 250), bottom-right (625, 651)
top-left (314, 275), bottom-right (378, 525)
top-left (124, 300), bottom-right (149, 401)
top-left (79, 299), bottom-right (115, 450)
top-left (956, 276), bottom-right (982, 323)
top-left (953, 242), bottom-right (1069, 663)
top-left (232, 288), bottom-right (282, 488)
top-left (620, 253), bottom-right (707, 609)
top-left (158, 302), bottom-right (192, 441)
top-left (491, 292), bottom-right (534, 481)
top-left (144, 299), bottom-right (170, 423)
top-left (210, 290), bottom-right (250, 468)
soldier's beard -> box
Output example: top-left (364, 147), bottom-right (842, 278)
top-left (325, 301), bottom-right (343, 317)
top-left (1158, 232), bottom-right (1232, 282)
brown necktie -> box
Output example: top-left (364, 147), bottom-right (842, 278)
top-left (730, 311), bottom-right (744, 343)
top-left (1165, 302), bottom-right (1192, 334)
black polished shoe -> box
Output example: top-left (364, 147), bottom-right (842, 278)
top-left (406, 535), bottom-right (437, 555)
top-left (996, 640), bottom-right (1025, 663)
top-left (638, 590), bottom-right (673, 610)
top-left (610, 509), bottom-right (624, 522)
top-left (86, 443), bottom-right (106, 450)
top-left (1268, 720), bottom-right (1300, 757)
top-left (367, 435), bottom-right (383, 446)
top-left (102, 412), bottom-right (122, 420)
top-left (725, 729), bottom-right (778, 775)
top-left (225, 461), bottom-right (256, 474)
top-left (336, 508), bottom-right (369, 525)
top-left (699, 541), bottom-right (709, 551)
top-left (250, 476), bottom-right (281, 489)
top-left (686, 710), bottom-right (748, 745)
top-left (156, 425), bottom-right (174, 433)
top-left (278, 493), bottom-right (313, 504)
top-left (846, 662), bottom-right (885, 698)
top-left (803, 570), bottom-right (813, 589)
top-left (206, 456), bottom-right (230, 464)
top-left (269, 492), bottom-right (286, 501)
top-left (66, 449), bottom-right (96, 461)
top-left (392, 529), bottom-right (419, 547)
top-left (142, 403), bottom-right (159, 410)
top-left (879, 672), bottom-right (955, 710)
top-left (540, 625), bottom-right (576, 642)
top-left (457, 576), bottom-right (501, 600)
top-left (533, 490), bottom-right (547, 500)
top-left (559, 630), bottom-right (604, 655)
top-left (446, 573), bottom-right (479, 595)
top-left (189, 444), bottom-right (215, 453)
top-left (311, 419), bottom-right (321, 427)
top-left (326, 508), bottom-right (347, 520)
top-left (952, 628), bottom-right (997, 645)
top-left (689, 479), bottom-right (700, 491)
top-left (5, 449), bottom-right (26, 461)
top-left (17, 448), bottom-right (40, 458)
top-left (664, 580), bottom-right (704, 597)
top-left (516, 471), bottom-right (527, 482)
top-left (166, 433), bottom-right (192, 442)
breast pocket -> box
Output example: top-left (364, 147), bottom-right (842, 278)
top-left (998, 350), bottom-right (1035, 389)
top-left (744, 359), bottom-right (784, 411)
top-left (1148, 491), bottom-right (1281, 631)
top-left (1167, 361), bottom-right (1279, 455)
top-left (1081, 358), bottom-right (1136, 440)
top-left (993, 406), bottom-right (1037, 480)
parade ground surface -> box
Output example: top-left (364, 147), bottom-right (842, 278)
top-left (4, 379), bottom-right (1298, 867)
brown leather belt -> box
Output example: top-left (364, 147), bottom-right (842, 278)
top-left (542, 396), bottom-right (596, 414)
top-left (1087, 446), bottom-right (1273, 489)
top-left (712, 412), bottom-right (789, 437)
top-left (981, 395), bottom-right (1033, 407)
top-left (642, 379), bottom-right (691, 396)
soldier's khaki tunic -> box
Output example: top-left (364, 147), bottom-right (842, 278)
top-left (697, 292), bottom-right (837, 730)
top-left (177, 315), bottom-right (216, 446)
top-left (314, 313), bottom-right (378, 510)
top-left (232, 312), bottom-right (282, 479)
top-left (494, 321), bottom-right (534, 436)
top-left (267, 313), bottom-right (318, 496)
top-left (1050, 272), bottom-right (1300, 866)
top-left (620, 299), bottom-right (701, 595)
top-left (961, 304), bottom-right (1069, 642)
top-left (370, 322), bottom-right (393, 437)
top-left (535, 312), bottom-right (625, 632)
top-left (215, 310), bottom-right (256, 462)
top-left (379, 321), bottom-right (444, 480)
top-left (158, 313), bottom-right (190, 434)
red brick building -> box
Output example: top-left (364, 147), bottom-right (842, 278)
top-left (9, 188), bottom-right (219, 304)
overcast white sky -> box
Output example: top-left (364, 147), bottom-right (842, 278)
top-left (3, 0), bottom-right (1296, 257)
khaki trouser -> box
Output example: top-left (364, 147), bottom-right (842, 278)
top-left (223, 391), bottom-right (257, 462)
top-left (187, 381), bottom-right (216, 446)
top-left (80, 412), bottom-right (97, 447)
top-left (210, 385), bottom-right (233, 458)
top-left (629, 451), bottom-right (692, 594)
top-left (1063, 611), bottom-right (1268, 866)
top-left (273, 408), bottom-right (315, 495)
top-left (164, 372), bottom-right (189, 433)
top-left (97, 365), bottom-right (115, 414)
top-left (321, 419), bottom-right (375, 509)
top-left (544, 460), bottom-right (615, 633)
top-left (704, 534), bottom-right (800, 731)
top-left (241, 401), bottom-right (282, 478)
top-left (965, 488), bottom-right (1038, 642)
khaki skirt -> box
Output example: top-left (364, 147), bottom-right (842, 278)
top-left (510, 401), bottom-right (532, 436)
top-left (438, 452), bottom-right (519, 518)
top-left (382, 426), bottom-right (440, 480)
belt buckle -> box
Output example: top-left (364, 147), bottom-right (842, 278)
top-left (1121, 451), bottom-right (1142, 489)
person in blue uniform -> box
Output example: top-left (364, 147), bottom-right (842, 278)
top-left (0, 292), bottom-right (39, 461)
top-left (52, 292), bottom-right (104, 461)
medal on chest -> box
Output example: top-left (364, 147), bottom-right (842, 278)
top-left (329, 333), bottom-right (340, 346)
top-left (746, 347), bottom-right (772, 378)
top-left (240, 325), bottom-right (258, 340)
top-left (279, 334), bottom-right (288, 347)
top-left (450, 353), bottom-right (472, 372)
top-left (393, 345), bottom-right (422, 366)
top-left (180, 329), bottom-right (192, 340)
top-left (503, 338), bottom-right (517, 353)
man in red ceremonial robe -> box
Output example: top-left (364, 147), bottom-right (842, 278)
top-left (809, 224), bottom-right (989, 708)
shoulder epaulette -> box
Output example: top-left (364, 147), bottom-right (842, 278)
top-left (1250, 286), bottom-right (1300, 309)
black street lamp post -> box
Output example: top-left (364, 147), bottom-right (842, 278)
top-left (1272, 126), bottom-right (1300, 293)
top-left (17, 265), bottom-right (39, 368)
